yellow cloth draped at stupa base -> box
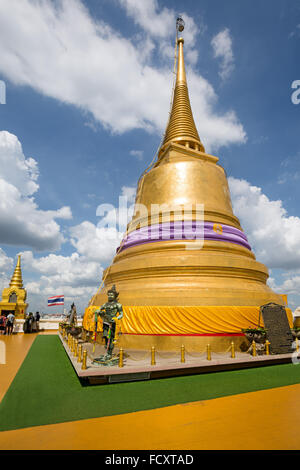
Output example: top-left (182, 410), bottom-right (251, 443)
top-left (83, 305), bottom-right (293, 336)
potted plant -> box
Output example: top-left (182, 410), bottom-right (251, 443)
top-left (291, 327), bottom-right (300, 339)
top-left (241, 327), bottom-right (267, 344)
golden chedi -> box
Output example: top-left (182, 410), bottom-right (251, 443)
top-left (83, 30), bottom-right (291, 351)
top-left (0, 255), bottom-right (28, 319)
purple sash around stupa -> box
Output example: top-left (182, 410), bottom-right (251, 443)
top-left (118, 221), bottom-right (251, 253)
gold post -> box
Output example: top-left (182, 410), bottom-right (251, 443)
top-left (68, 334), bottom-right (71, 348)
top-left (265, 340), bottom-right (270, 355)
top-left (252, 340), bottom-right (256, 357)
top-left (71, 336), bottom-right (75, 354)
top-left (77, 344), bottom-right (82, 363)
top-left (151, 346), bottom-right (156, 365)
top-left (74, 339), bottom-right (78, 357)
top-left (119, 348), bottom-right (124, 368)
top-left (207, 344), bottom-right (211, 361)
top-left (231, 341), bottom-right (235, 359)
top-left (181, 345), bottom-right (185, 363)
top-left (82, 350), bottom-right (87, 370)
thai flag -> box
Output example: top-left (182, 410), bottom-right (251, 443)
top-left (48, 295), bottom-right (64, 306)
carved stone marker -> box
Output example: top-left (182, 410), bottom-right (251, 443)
top-left (260, 303), bottom-right (293, 354)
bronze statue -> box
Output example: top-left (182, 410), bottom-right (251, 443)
top-left (67, 302), bottom-right (77, 327)
top-left (95, 285), bottom-right (123, 358)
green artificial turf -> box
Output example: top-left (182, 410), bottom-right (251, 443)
top-left (1, 334), bottom-right (300, 431)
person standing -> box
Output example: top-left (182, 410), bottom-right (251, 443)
top-left (31, 313), bottom-right (37, 332)
top-left (23, 312), bottom-right (33, 333)
top-left (6, 312), bottom-right (15, 335)
top-left (34, 311), bottom-right (40, 332)
top-left (0, 313), bottom-right (6, 335)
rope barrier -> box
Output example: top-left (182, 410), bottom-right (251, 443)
top-left (127, 351), bottom-right (151, 362)
top-left (87, 352), bottom-right (95, 361)
top-left (83, 344), bottom-right (241, 367)
top-left (185, 350), bottom-right (207, 358)
top-left (156, 350), bottom-right (179, 359)
top-left (213, 345), bottom-right (233, 355)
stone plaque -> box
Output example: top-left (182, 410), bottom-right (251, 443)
top-left (260, 302), bottom-right (293, 354)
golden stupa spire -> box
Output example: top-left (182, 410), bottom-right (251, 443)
top-left (159, 31), bottom-right (205, 157)
top-left (9, 255), bottom-right (24, 289)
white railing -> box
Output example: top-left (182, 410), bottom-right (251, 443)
top-left (13, 318), bottom-right (83, 333)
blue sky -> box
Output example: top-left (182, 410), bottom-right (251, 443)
top-left (0, 0), bottom-right (300, 314)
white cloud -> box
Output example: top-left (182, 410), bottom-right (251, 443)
top-left (0, 131), bottom-right (72, 251)
top-left (229, 176), bottom-right (300, 269)
top-left (70, 185), bottom-right (136, 262)
top-left (0, 248), bottom-right (13, 292)
top-left (228, 176), bottom-right (300, 309)
top-left (0, 0), bottom-right (246, 152)
top-left (0, 248), bottom-right (13, 274)
top-left (70, 222), bottom-right (122, 263)
top-left (21, 250), bottom-right (100, 286)
top-left (289, 24), bottom-right (300, 39)
top-left (277, 152), bottom-right (300, 185)
top-left (0, 131), bottom-right (39, 196)
top-left (211, 28), bottom-right (234, 80)
top-left (118, 0), bottom-right (200, 63)
top-left (274, 276), bottom-right (300, 296)
top-left (15, 185), bottom-right (136, 312)
top-left (130, 149), bottom-right (144, 160)
top-left (121, 185), bottom-right (137, 204)
top-left (265, 273), bottom-right (300, 311)
top-left (20, 250), bottom-right (100, 312)
top-left (188, 73), bottom-right (246, 150)
top-left (118, 0), bottom-right (175, 39)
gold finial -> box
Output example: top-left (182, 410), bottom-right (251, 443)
top-left (9, 255), bottom-right (24, 289)
top-left (159, 30), bottom-right (205, 158)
